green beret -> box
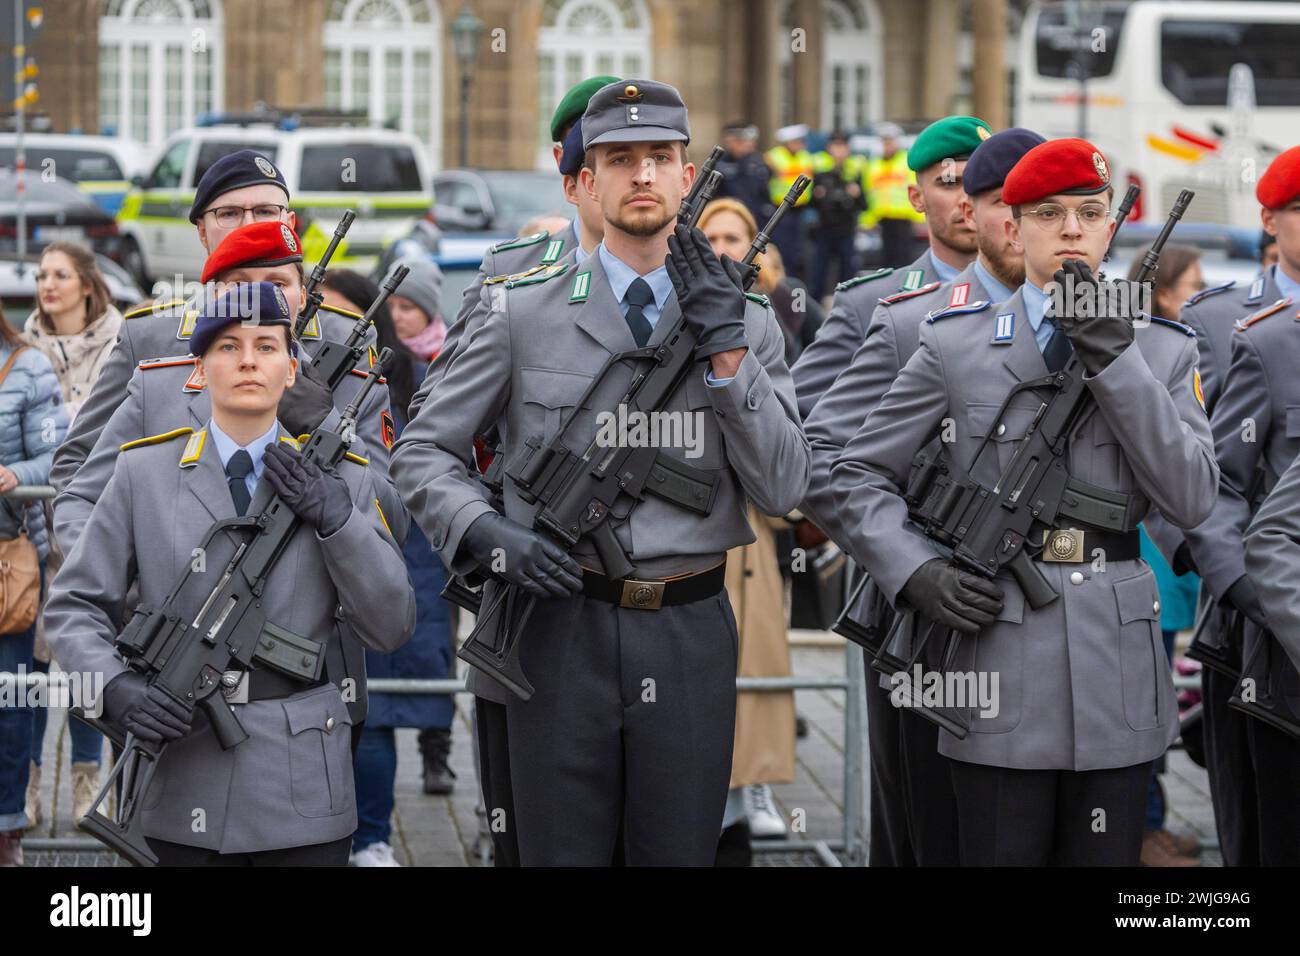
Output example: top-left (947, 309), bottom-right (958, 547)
top-left (907, 116), bottom-right (993, 173)
top-left (549, 75), bottom-right (621, 143)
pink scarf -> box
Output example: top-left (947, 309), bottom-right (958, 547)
top-left (402, 317), bottom-right (446, 360)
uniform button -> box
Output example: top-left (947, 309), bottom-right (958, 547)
top-left (996, 423), bottom-right (1006, 436)
top-left (1153, 600), bottom-right (1161, 614)
top-left (716, 408), bottom-right (726, 418)
top-left (747, 389), bottom-right (760, 409)
top-left (1069, 571), bottom-right (1084, 585)
top-left (325, 716), bottom-right (336, 732)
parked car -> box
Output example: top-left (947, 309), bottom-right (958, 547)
top-left (119, 117), bottom-right (433, 286)
top-left (432, 169), bottom-right (568, 262)
top-left (0, 132), bottom-right (146, 216)
top-left (0, 169), bottom-right (123, 262)
top-left (0, 252), bottom-right (144, 327)
top-left (1105, 222), bottom-right (1262, 290)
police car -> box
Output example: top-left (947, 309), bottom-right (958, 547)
top-left (0, 133), bottom-right (146, 216)
top-left (118, 115), bottom-right (432, 286)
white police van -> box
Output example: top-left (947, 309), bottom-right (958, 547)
top-left (118, 114), bottom-right (432, 286)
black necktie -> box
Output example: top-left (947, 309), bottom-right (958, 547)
top-left (624, 277), bottom-right (654, 347)
top-left (226, 450), bottom-right (253, 517)
top-left (1041, 312), bottom-right (1074, 374)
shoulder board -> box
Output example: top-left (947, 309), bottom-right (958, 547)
top-left (926, 300), bottom-right (991, 324)
top-left (119, 426), bottom-right (193, 453)
top-left (879, 281), bottom-right (941, 306)
top-left (124, 299), bottom-right (183, 320)
top-left (1235, 297), bottom-right (1293, 331)
top-left (505, 261), bottom-right (570, 290)
top-left (319, 302), bottom-right (362, 320)
top-left (343, 451), bottom-right (369, 466)
top-left (485, 264), bottom-right (545, 286)
top-left (348, 367), bottom-right (388, 385)
top-left (179, 429), bottom-right (207, 467)
top-left (834, 267), bottom-right (893, 293)
top-left (489, 230), bottom-right (548, 254)
top-left (1147, 315), bottom-right (1196, 337)
top-left (1184, 279), bottom-right (1235, 307)
top-left (138, 356), bottom-right (197, 370)
top-left (744, 292), bottom-right (770, 306)
top-left (280, 435), bottom-right (303, 451)
top-left (175, 309), bottom-right (199, 340)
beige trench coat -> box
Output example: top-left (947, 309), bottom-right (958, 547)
top-left (726, 504), bottom-right (796, 787)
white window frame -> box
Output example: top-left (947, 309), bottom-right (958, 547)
top-left (99, 0), bottom-right (225, 148)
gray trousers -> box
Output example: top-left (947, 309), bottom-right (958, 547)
top-left (505, 589), bottom-right (739, 866)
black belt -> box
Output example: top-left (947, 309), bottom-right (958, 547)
top-left (580, 562), bottom-right (726, 610)
top-left (1036, 527), bottom-right (1140, 564)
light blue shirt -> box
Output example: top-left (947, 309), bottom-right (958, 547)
top-left (973, 259), bottom-right (1014, 306)
top-left (208, 418), bottom-right (280, 498)
top-left (573, 218), bottom-right (588, 265)
top-left (1020, 281), bottom-right (1057, 354)
top-left (1271, 262), bottom-right (1300, 302)
top-left (930, 251), bottom-right (961, 284)
top-left (597, 242), bottom-right (672, 329)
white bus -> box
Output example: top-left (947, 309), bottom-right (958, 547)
top-left (1017, 1), bottom-right (1300, 228)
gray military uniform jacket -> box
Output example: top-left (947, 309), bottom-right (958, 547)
top-left (1182, 271), bottom-right (1296, 602)
top-left (830, 288), bottom-right (1218, 770)
top-left (791, 250), bottom-right (938, 419)
top-left (409, 223), bottom-right (578, 419)
top-left (1244, 451), bottom-right (1300, 685)
top-left (392, 252), bottom-right (810, 582)
top-left (45, 423), bottom-right (415, 853)
top-left (49, 301), bottom-right (404, 553)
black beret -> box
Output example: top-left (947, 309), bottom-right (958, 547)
top-left (188, 149), bottom-right (290, 223)
top-left (190, 281), bottom-right (296, 358)
top-left (963, 128), bottom-right (1047, 197)
top-left (558, 119), bottom-right (586, 176)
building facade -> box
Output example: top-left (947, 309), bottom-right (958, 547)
top-left (34, 0), bottom-right (1019, 170)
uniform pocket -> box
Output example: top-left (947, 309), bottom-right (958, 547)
top-left (1113, 570), bottom-right (1165, 732)
top-left (282, 688), bottom-right (354, 818)
top-left (519, 366), bottom-right (594, 445)
top-left (965, 401), bottom-right (1041, 478)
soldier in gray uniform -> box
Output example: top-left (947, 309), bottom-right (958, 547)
top-left (803, 127), bottom-right (1043, 866)
top-left (51, 150), bottom-right (307, 492)
top-left (831, 137), bottom-right (1217, 864)
top-left (52, 221), bottom-right (399, 554)
top-left (392, 79), bottom-right (809, 865)
top-left (1182, 146), bottom-right (1300, 866)
top-left (791, 116), bottom-right (990, 420)
top-left (45, 282), bottom-right (415, 865)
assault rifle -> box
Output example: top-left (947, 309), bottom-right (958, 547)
top-left (456, 173), bottom-right (811, 700)
top-left (295, 209), bottom-right (356, 338)
top-left (872, 189), bottom-right (1193, 738)
top-left (73, 276), bottom-right (405, 866)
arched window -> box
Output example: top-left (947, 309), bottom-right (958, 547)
top-left (323, 0), bottom-right (442, 160)
top-left (99, 0), bottom-right (223, 146)
top-left (536, 0), bottom-right (652, 168)
top-left (778, 0), bottom-right (882, 130)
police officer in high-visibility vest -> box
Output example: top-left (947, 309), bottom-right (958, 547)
top-left (809, 131), bottom-right (868, 300)
top-left (865, 123), bottom-right (925, 268)
top-left (764, 124), bottom-right (815, 281)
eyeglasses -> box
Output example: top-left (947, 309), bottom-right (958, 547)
top-left (203, 203), bottom-right (288, 228)
top-left (1020, 202), bottom-right (1110, 231)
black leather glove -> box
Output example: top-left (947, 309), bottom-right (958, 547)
top-left (665, 223), bottom-right (750, 359)
top-left (1052, 259), bottom-right (1134, 375)
top-left (1225, 575), bottom-right (1268, 630)
top-left (1172, 542), bottom-right (1199, 577)
top-left (101, 672), bottom-right (192, 745)
top-left (460, 512), bottom-right (582, 599)
top-left (899, 559), bottom-right (1005, 635)
top-left (263, 443), bottom-right (354, 536)
top-left (276, 357), bottom-right (334, 437)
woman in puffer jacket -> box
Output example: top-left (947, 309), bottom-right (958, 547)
top-left (0, 302), bottom-right (68, 865)
top-left (18, 241), bottom-right (114, 840)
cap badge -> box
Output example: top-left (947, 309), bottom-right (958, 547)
top-left (273, 286), bottom-right (289, 318)
top-left (254, 156), bottom-right (277, 178)
top-left (618, 84), bottom-right (643, 103)
top-left (1092, 151), bottom-right (1109, 183)
top-left (280, 223), bottom-right (297, 252)
top-left (976, 126), bottom-right (991, 141)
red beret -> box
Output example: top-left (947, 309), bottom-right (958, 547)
top-left (201, 221), bottom-right (303, 284)
top-left (1256, 145), bottom-right (1300, 210)
top-left (1002, 137), bottom-right (1111, 207)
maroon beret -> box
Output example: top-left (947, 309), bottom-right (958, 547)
top-left (1003, 137), bottom-right (1111, 207)
top-left (1256, 145), bottom-right (1300, 210)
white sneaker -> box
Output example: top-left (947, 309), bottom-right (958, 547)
top-left (349, 841), bottom-right (401, 867)
top-left (744, 784), bottom-right (787, 838)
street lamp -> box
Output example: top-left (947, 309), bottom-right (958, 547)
top-left (451, 4), bottom-right (484, 169)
